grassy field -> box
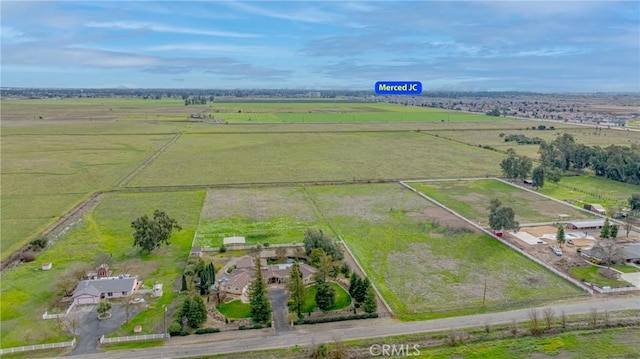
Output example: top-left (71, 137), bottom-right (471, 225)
top-left (217, 300), bottom-right (251, 319)
top-left (301, 282), bottom-right (351, 313)
top-left (539, 175), bottom-right (640, 209)
top-left (306, 183), bottom-right (585, 320)
top-left (0, 134), bottom-right (173, 259)
top-left (128, 132), bottom-right (506, 187)
top-left (0, 191), bottom-right (205, 347)
top-left (410, 179), bottom-right (596, 227)
top-left (195, 187), bottom-right (328, 247)
top-left (433, 127), bottom-right (640, 159)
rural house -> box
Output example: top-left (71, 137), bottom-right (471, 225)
top-left (72, 276), bottom-right (140, 305)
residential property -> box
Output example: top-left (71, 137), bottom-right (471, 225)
top-left (566, 219), bottom-right (606, 230)
top-left (219, 255), bottom-right (317, 297)
top-left (72, 276), bottom-right (140, 305)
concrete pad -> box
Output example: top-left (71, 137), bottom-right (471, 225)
top-left (514, 231), bottom-right (545, 245)
top-left (620, 272), bottom-right (640, 287)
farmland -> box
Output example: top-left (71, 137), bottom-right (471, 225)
top-left (0, 190), bottom-right (204, 348)
top-left (306, 183), bottom-right (585, 320)
top-left (409, 179), bottom-right (596, 227)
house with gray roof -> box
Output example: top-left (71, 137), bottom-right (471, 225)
top-left (72, 277), bottom-right (140, 305)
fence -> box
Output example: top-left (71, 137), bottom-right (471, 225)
top-left (99, 333), bottom-right (169, 344)
top-left (592, 285), bottom-right (640, 294)
top-left (0, 338), bottom-right (76, 355)
top-left (399, 180), bottom-right (594, 295)
top-left (42, 302), bottom-right (76, 320)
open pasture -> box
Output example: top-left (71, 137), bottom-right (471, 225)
top-left (0, 190), bottom-right (205, 348)
top-left (306, 183), bottom-right (584, 320)
top-left (195, 187), bottom-right (327, 247)
top-left (409, 179), bottom-right (596, 227)
top-left (539, 175), bottom-right (640, 208)
top-left (0, 134), bottom-right (173, 259)
top-left (128, 131), bottom-right (506, 187)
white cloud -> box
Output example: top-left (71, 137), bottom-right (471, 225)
top-left (84, 21), bottom-right (262, 38)
top-left (145, 43), bottom-right (292, 57)
top-left (0, 26), bottom-right (35, 43)
top-left (225, 1), bottom-right (336, 24)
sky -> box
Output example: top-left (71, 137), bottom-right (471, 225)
top-left (1, 0), bottom-right (639, 92)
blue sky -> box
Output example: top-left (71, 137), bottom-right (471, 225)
top-left (1, 1), bottom-right (638, 91)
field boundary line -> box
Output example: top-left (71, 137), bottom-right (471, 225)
top-left (301, 186), bottom-right (395, 317)
top-left (115, 132), bottom-right (183, 188)
top-left (399, 180), bottom-right (594, 295)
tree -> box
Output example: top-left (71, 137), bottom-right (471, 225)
top-left (287, 260), bottom-right (305, 316)
top-left (310, 248), bottom-right (326, 268)
top-left (488, 198), bottom-right (520, 232)
top-left (315, 281), bottom-right (335, 311)
top-left (313, 251), bottom-right (333, 283)
top-left (556, 225), bottom-right (566, 248)
top-left (531, 166), bottom-right (544, 189)
top-left (93, 252), bottom-right (113, 268)
top-left (131, 210), bottom-right (182, 253)
top-left (610, 224), bottom-right (618, 240)
top-left (181, 274), bottom-right (188, 292)
top-left (363, 286), bottom-right (377, 313)
top-left (349, 273), bottom-right (361, 298)
top-left (354, 277), bottom-right (370, 303)
top-left (629, 194), bottom-right (640, 211)
top-left (593, 239), bottom-right (621, 268)
top-left (97, 300), bottom-right (111, 315)
top-left (187, 295), bottom-right (207, 329)
top-left (600, 218), bottom-right (611, 239)
top-left (248, 256), bottom-right (272, 324)
top-left (500, 150), bottom-right (531, 181)
top-left (546, 167), bottom-right (562, 185)
top-left (623, 214), bottom-right (636, 237)
top-left (303, 228), bottom-right (344, 260)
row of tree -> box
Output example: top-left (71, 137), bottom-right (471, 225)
top-left (539, 133), bottom-right (640, 184)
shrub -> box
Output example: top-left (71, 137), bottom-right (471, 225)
top-left (179, 330), bottom-right (190, 336)
top-left (168, 322), bottom-right (182, 336)
top-left (30, 237), bottom-right (48, 250)
top-left (195, 327), bottom-right (220, 334)
top-left (20, 251), bottom-right (36, 262)
top-left (297, 313), bottom-right (378, 325)
top-left (238, 323), bottom-right (265, 330)
top-left (263, 242), bottom-right (270, 248)
top-left (219, 245), bottom-right (227, 253)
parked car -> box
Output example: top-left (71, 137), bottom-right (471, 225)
top-left (550, 246), bottom-right (563, 256)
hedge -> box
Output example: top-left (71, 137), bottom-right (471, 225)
top-left (297, 313), bottom-right (378, 325)
top-left (195, 327), bottom-right (221, 334)
top-left (239, 323), bottom-right (266, 330)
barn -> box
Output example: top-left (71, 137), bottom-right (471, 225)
top-left (566, 219), bottom-right (606, 231)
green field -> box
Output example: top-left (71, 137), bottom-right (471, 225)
top-left (128, 132), bottom-right (506, 187)
top-left (195, 187), bottom-right (328, 247)
top-left (300, 282), bottom-right (351, 313)
top-left (539, 175), bottom-right (640, 209)
top-left (217, 300), bottom-right (251, 319)
top-left (307, 184), bottom-right (585, 320)
top-left (568, 265), bottom-right (629, 287)
top-left (409, 179), bottom-right (596, 226)
top-left (0, 191), bottom-right (205, 347)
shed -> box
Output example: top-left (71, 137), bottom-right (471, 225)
top-left (223, 236), bottom-right (246, 248)
top-left (42, 262), bottom-right (52, 271)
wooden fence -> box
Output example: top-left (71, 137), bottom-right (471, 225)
top-left (0, 338), bottom-right (76, 355)
top-left (99, 333), bottom-right (169, 344)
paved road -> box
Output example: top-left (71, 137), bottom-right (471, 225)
top-left (268, 288), bottom-right (290, 332)
top-left (66, 296), bottom-right (639, 359)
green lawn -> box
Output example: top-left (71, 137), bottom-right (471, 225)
top-left (410, 179), bottom-right (595, 227)
top-left (307, 184), bottom-right (585, 321)
top-left (569, 265), bottom-right (629, 287)
top-left (612, 264), bottom-right (640, 273)
top-left (0, 191), bottom-right (205, 347)
top-left (300, 282), bottom-right (351, 313)
top-left (217, 300), bottom-right (251, 319)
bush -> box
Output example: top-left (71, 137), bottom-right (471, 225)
top-left (297, 313), bottom-right (378, 325)
top-left (195, 327), bottom-right (220, 334)
top-left (20, 251), bottom-right (36, 262)
top-left (219, 245), bottom-right (227, 253)
top-left (239, 323), bottom-right (265, 330)
top-left (168, 322), bottom-right (182, 336)
top-left (263, 242), bottom-right (270, 248)
top-left (179, 330), bottom-right (190, 336)
top-left (30, 237), bottom-right (48, 250)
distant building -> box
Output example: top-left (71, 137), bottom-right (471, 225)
top-left (583, 204), bottom-right (606, 215)
top-left (566, 219), bottom-right (606, 230)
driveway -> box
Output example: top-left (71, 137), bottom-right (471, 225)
top-left (68, 303), bottom-right (142, 356)
top-left (268, 288), bottom-right (290, 333)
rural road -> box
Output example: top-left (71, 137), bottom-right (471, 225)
top-left (64, 296), bottom-right (639, 359)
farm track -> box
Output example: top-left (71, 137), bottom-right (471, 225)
top-left (0, 192), bottom-right (103, 271)
top-left (114, 132), bottom-right (183, 187)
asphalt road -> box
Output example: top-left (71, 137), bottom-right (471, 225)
top-left (65, 296), bottom-right (639, 359)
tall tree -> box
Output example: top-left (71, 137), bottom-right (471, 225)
top-left (600, 218), bottom-right (611, 239)
top-left (532, 166), bottom-right (545, 189)
top-left (629, 194), bottom-right (640, 211)
top-left (610, 224), bottom-right (619, 240)
top-left (363, 286), bottom-right (377, 314)
top-left (303, 228), bottom-right (344, 260)
top-left (349, 273), bottom-right (361, 298)
top-left (287, 260), bottom-right (305, 316)
top-left (248, 256), bottom-right (272, 324)
top-left (315, 281), bottom-right (335, 311)
top-left (546, 167), bottom-right (562, 185)
top-left (187, 295), bottom-right (207, 329)
top-left (131, 210), bottom-right (181, 253)
top-left (488, 198), bottom-right (520, 232)
top-left (354, 277), bottom-right (370, 303)
top-left (556, 225), bottom-right (566, 248)
top-left (593, 239), bottom-right (621, 268)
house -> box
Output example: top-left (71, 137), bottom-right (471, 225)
top-left (621, 243), bottom-right (640, 264)
top-left (72, 277), bottom-right (140, 305)
top-left (219, 256), bottom-right (317, 297)
top-left (583, 204), bottom-right (606, 215)
top-left (566, 219), bottom-right (606, 231)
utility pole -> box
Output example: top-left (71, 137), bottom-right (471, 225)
top-left (482, 279), bottom-right (487, 307)
top-left (162, 305), bottom-right (167, 338)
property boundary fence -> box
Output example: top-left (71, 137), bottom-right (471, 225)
top-left (42, 302), bottom-right (76, 320)
top-left (99, 333), bottom-right (169, 344)
top-left (593, 285), bottom-right (639, 294)
top-left (0, 338), bottom-right (76, 355)
top-left (399, 180), bottom-right (594, 295)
